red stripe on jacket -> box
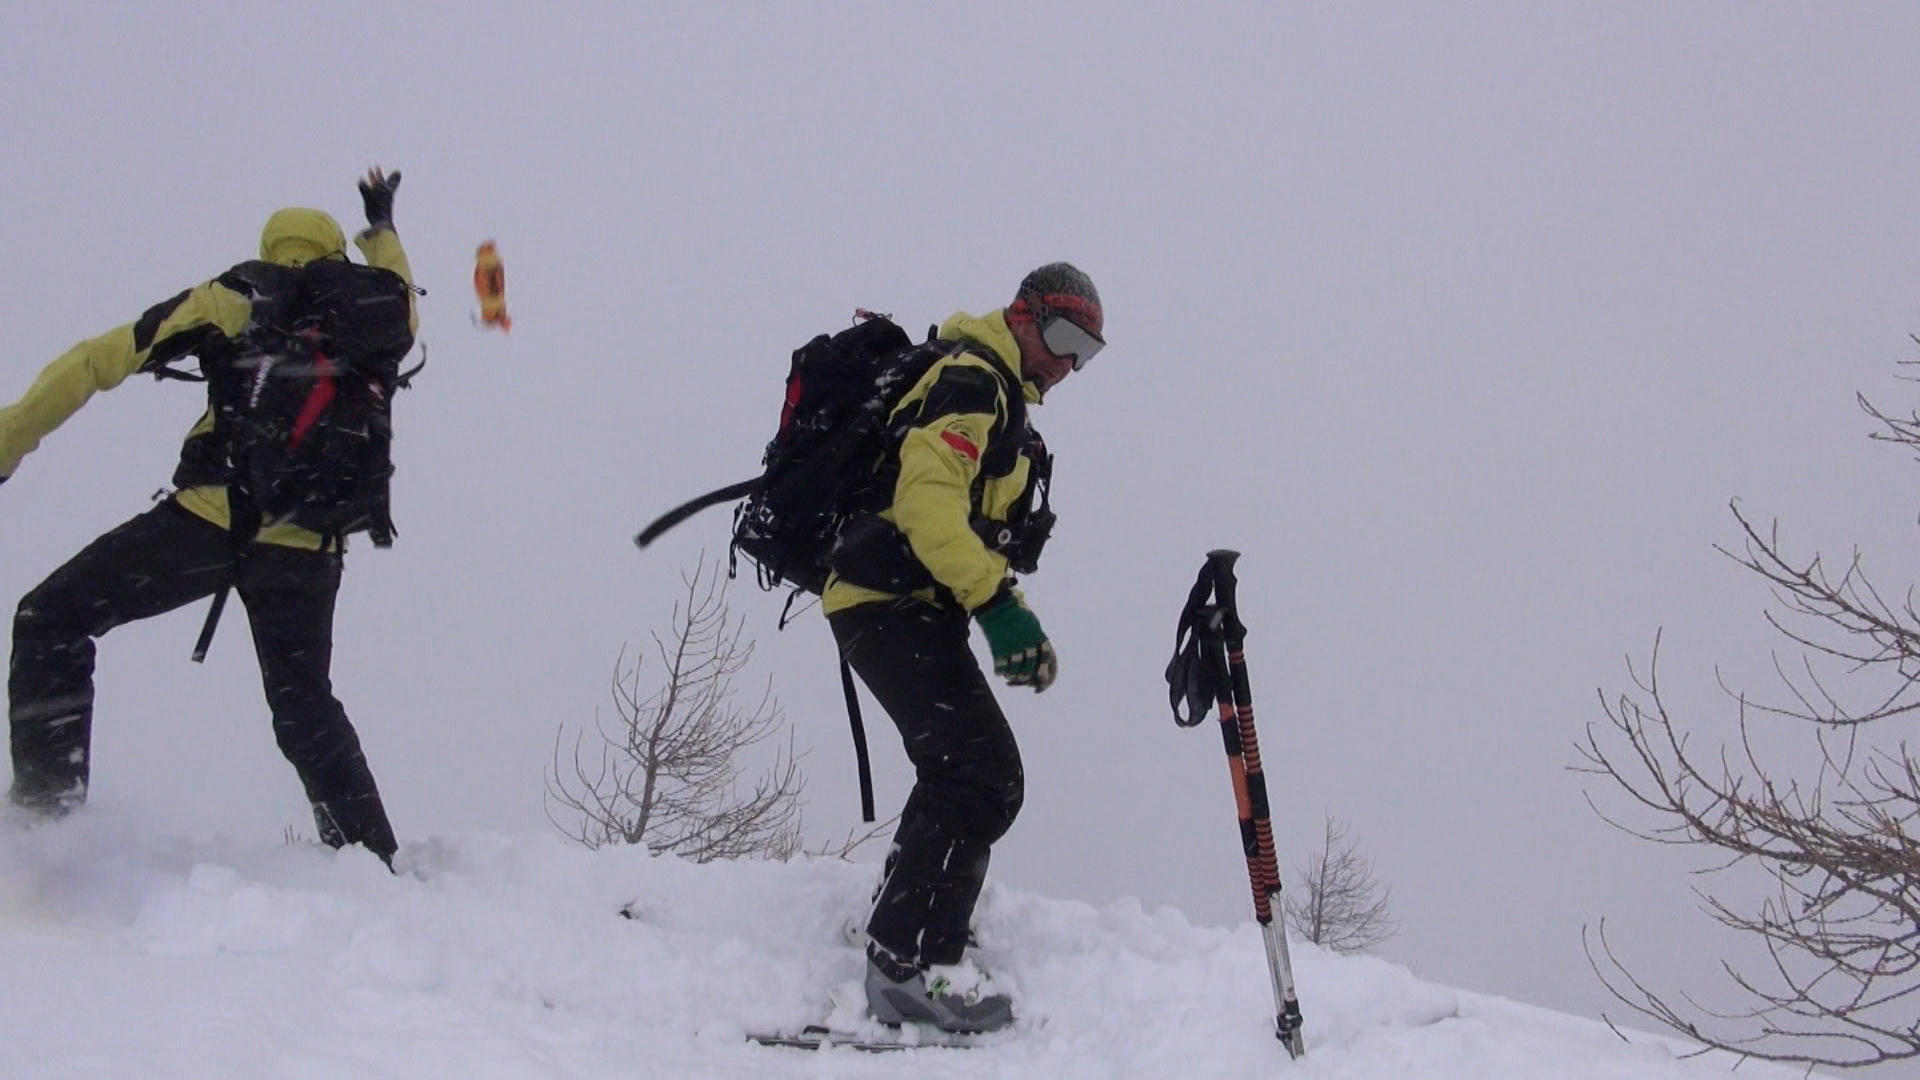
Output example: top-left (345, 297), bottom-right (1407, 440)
top-left (940, 430), bottom-right (980, 461)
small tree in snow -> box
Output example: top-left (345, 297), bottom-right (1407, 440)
top-left (1284, 815), bottom-right (1397, 954)
top-left (545, 560), bottom-right (804, 861)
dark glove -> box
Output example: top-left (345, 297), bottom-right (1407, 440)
top-left (358, 167), bottom-right (402, 230)
top-left (974, 587), bottom-right (1057, 692)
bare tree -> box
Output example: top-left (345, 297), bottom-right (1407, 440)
top-left (1578, 382), bottom-right (1920, 1067)
top-left (1284, 814), bottom-right (1397, 954)
top-left (807, 815), bottom-right (899, 861)
top-left (545, 560), bottom-right (805, 862)
top-left (1860, 342), bottom-right (1920, 471)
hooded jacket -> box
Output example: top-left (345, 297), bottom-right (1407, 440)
top-left (822, 308), bottom-right (1044, 616)
top-left (0, 209), bottom-right (415, 550)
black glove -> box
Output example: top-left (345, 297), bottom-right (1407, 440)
top-left (358, 167), bottom-right (402, 230)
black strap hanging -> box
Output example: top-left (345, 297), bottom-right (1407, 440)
top-left (1165, 563), bottom-right (1223, 726)
top-left (191, 483), bottom-right (261, 663)
top-left (840, 655), bottom-right (876, 823)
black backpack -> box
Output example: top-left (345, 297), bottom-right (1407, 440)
top-left (155, 257), bottom-right (420, 662)
top-left (637, 311), bottom-right (965, 595)
top-left (732, 312), bottom-right (969, 596)
top-left (200, 257), bottom-right (418, 545)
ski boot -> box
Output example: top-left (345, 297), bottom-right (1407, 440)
top-left (864, 942), bottom-right (1013, 1033)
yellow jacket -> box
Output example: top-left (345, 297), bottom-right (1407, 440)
top-left (822, 308), bottom-right (1043, 616)
top-left (0, 210), bottom-right (415, 550)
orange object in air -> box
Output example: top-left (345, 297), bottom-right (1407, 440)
top-left (474, 241), bottom-right (511, 331)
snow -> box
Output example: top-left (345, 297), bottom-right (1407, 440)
top-left (0, 809), bottom-right (1813, 1080)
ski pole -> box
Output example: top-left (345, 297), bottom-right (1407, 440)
top-left (1168, 549), bottom-right (1306, 1057)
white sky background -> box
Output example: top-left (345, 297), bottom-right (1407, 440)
top-left (3, 0), bottom-right (1918, 1048)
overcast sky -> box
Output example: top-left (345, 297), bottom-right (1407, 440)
top-left (4, 1), bottom-right (1918, 1042)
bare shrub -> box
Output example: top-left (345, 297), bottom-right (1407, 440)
top-left (545, 560), bottom-right (804, 861)
top-left (1283, 814), bottom-right (1397, 954)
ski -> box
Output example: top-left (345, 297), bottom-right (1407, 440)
top-left (746, 1023), bottom-right (978, 1053)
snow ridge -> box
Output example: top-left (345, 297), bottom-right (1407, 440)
top-left (0, 810), bottom-right (1808, 1079)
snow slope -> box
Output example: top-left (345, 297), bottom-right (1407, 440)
top-left (0, 810), bottom-right (1812, 1080)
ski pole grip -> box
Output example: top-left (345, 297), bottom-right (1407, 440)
top-left (1204, 549), bottom-right (1245, 638)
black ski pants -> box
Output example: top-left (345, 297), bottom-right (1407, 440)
top-left (8, 499), bottom-right (397, 862)
top-left (830, 597), bottom-right (1024, 968)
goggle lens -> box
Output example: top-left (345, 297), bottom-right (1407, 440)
top-left (1039, 313), bottom-right (1105, 371)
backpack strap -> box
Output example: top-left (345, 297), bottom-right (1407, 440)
top-left (839, 655), bottom-right (877, 823)
top-left (138, 322), bottom-right (228, 383)
top-left (948, 340), bottom-right (1028, 478)
top-left (636, 478), bottom-right (757, 548)
top-left (878, 338), bottom-right (1025, 474)
top-left (144, 362), bottom-right (209, 384)
top-left (395, 343), bottom-right (428, 390)
top-left (190, 483), bottom-right (265, 663)
top-left (184, 265), bottom-right (291, 663)
top-left (190, 580), bottom-right (232, 663)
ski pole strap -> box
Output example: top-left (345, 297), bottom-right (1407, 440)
top-left (1166, 553), bottom-right (1235, 725)
top-left (1165, 613), bottom-right (1214, 726)
top-left (1165, 549), bottom-right (1251, 724)
top-left (840, 655), bottom-right (876, 823)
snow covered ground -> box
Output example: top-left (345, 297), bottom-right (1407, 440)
top-left (0, 809), bottom-right (1814, 1080)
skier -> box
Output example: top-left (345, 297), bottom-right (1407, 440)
top-left (825, 262), bottom-right (1105, 1032)
top-left (0, 168), bottom-right (413, 866)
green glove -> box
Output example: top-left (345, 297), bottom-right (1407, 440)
top-left (974, 588), bottom-right (1057, 692)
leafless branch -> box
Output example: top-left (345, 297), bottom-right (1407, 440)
top-left (1579, 500), bottom-right (1920, 1066)
top-left (1284, 814), bottom-right (1398, 954)
top-left (544, 559), bottom-right (807, 862)
top-left (806, 814), bottom-right (900, 861)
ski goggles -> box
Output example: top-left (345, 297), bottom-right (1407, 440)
top-left (1038, 311), bottom-right (1105, 371)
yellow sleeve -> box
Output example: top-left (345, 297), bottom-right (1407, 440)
top-left (889, 378), bottom-right (1011, 612)
top-left (0, 281), bottom-right (249, 478)
top-left (354, 226), bottom-right (418, 333)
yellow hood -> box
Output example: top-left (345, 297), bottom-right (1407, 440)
top-left (935, 309), bottom-right (1042, 404)
top-left (258, 207), bottom-right (346, 266)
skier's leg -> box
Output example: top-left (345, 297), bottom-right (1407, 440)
top-left (9, 502), bottom-right (231, 810)
top-left (236, 542), bottom-right (396, 865)
top-left (832, 600), bottom-right (1023, 967)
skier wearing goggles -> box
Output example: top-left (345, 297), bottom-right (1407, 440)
top-left (823, 261), bottom-right (1105, 1033)
top-left (1010, 271), bottom-right (1105, 392)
